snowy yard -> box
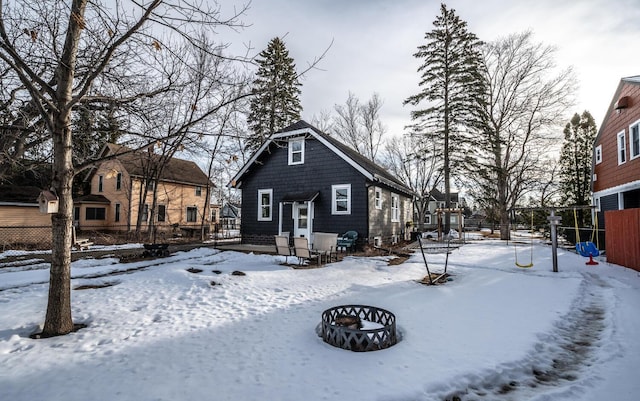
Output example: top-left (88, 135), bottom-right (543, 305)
top-left (1, 241), bottom-right (639, 401)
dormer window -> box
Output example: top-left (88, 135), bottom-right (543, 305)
top-left (288, 138), bottom-right (305, 165)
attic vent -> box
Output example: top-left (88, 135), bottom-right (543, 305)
top-left (615, 96), bottom-right (629, 110)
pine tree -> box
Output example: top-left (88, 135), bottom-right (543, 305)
top-left (559, 111), bottom-right (598, 226)
top-left (247, 37), bottom-right (302, 153)
top-left (404, 3), bottom-right (485, 233)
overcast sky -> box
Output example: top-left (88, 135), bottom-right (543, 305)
top-left (220, 0), bottom-right (640, 137)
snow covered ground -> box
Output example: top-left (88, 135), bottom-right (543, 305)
top-left (1, 240), bottom-right (639, 401)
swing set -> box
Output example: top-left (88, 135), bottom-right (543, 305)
top-left (573, 208), bottom-right (600, 265)
top-left (511, 205), bottom-right (601, 270)
top-left (513, 210), bottom-right (534, 268)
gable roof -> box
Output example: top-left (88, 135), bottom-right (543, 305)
top-left (430, 188), bottom-right (459, 203)
top-left (98, 143), bottom-right (212, 187)
top-left (594, 75), bottom-right (640, 145)
top-left (230, 120), bottom-right (414, 197)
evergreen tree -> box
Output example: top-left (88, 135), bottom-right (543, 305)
top-left (404, 3), bottom-right (485, 233)
top-left (247, 37), bottom-right (302, 153)
top-left (559, 111), bottom-right (598, 226)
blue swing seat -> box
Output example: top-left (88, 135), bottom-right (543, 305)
top-left (576, 241), bottom-right (599, 257)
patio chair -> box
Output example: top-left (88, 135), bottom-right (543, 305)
top-left (312, 232), bottom-right (339, 263)
top-left (337, 231), bottom-right (358, 253)
top-left (293, 237), bottom-right (321, 266)
top-left (274, 235), bottom-right (292, 264)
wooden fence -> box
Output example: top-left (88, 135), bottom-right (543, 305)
top-left (605, 209), bottom-right (640, 271)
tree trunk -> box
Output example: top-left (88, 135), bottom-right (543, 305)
top-left (43, 113), bottom-right (75, 336)
top-left (499, 205), bottom-right (510, 241)
top-left (41, 0), bottom-right (88, 337)
top-left (498, 173), bottom-right (510, 241)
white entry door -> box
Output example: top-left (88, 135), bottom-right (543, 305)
top-left (293, 203), bottom-right (310, 238)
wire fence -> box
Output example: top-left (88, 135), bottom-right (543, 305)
top-left (0, 224), bottom-right (241, 259)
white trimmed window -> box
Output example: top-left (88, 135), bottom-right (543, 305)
top-left (374, 187), bottom-right (382, 209)
top-left (332, 184), bottom-right (351, 215)
top-left (257, 189), bottom-right (273, 221)
top-left (630, 120), bottom-right (640, 160)
top-left (288, 138), bottom-right (305, 165)
top-left (391, 193), bottom-right (400, 222)
top-left (595, 144), bottom-right (602, 165)
top-left (617, 130), bottom-right (627, 165)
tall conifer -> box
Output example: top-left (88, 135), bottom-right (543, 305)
top-left (559, 111), bottom-right (598, 226)
top-left (404, 3), bottom-right (485, 232)
top-left (247, 37), bottom-right (302, 153)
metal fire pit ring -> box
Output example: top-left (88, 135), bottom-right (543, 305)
top-left (321, 304), bottom-right (397, 352)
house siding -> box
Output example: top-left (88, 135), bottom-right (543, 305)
top-left (0, 205), bottom-right (53, 245)
top-left (593, 81), bottom-right (640, 192)
top-left (593, 79), bottom-right (640, 233)
top-left (81, 155), bottom-right (211, 235)
top-left (367, 186), bottom-right (411, 244)
top-left (240, 137), bottom-right (370, 245)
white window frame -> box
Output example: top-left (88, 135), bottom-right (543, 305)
top-left (617, 130), bottom-right (627, 165)
top-left (332, 184), bottom-right (351, 215)
top-left (629, 120), bottom-right (640, 160)
top-left (257, 189), bottom-right (273, 221)
top-left (391, 193), bottom-right (400, 222)
top-left (288, 138), bottom-right (305, 165)
top-left (195, 186), bottom-right (202, 196)
top-left (425, 214), bottom-right (432, 225)
top-left (374, 187), bottom-right (382, 210)
top-left (594, 144), bottom-right (602, 165)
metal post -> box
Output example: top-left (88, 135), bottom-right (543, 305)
top-left (547, 210), bottom-right (562, 273)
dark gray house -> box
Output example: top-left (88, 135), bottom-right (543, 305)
top-left (229, 120), bottom-right (414, 247)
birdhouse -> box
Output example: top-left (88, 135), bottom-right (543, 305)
top-left (37, 190), bottom-right (59, 214)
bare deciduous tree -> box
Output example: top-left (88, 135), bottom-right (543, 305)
top-left (0, 0), bottom-right (250, 337)
top-left (331, 92), bottom-right (386, 162)
top-left (466, 31), bottom-right (576, 240)
top-left (383, 133), bottom-right (442, 231)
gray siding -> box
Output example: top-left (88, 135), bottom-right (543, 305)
top-left (367, 186), bottom-right (411, 244)
top-left (599, 193), bottom-right (619, 229)
top-left (240, 137), bottom-right (369, 243)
